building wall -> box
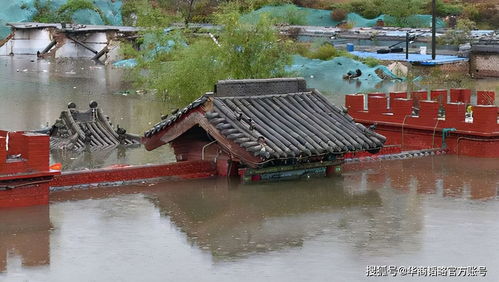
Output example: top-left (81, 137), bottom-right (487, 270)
top-left (435, 61), bottom-right (469, 74)
top-left (470, 53), bottom-right (499, 78)
top-left (0, 29), bottom-right (53, 55)
top-left (56, 31), bottom-right (109, 58)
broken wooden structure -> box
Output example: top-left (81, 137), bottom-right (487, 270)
top-left (47, 101), bottom-right (140, 152)
top-left (142, 78), bottom-right (386, 181)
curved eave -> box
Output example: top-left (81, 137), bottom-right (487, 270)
top-left (141, 109), bottom-right (262, 166)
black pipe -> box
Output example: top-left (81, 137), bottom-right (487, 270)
top-left (91, 46), bottom-right (109, 61)
top-left (66, 35), bottom-right (98, 54)
top-left (406, 32), bottom-right (409, 60)
top-left (40, 40), bottom-right (57, 54)
top-left (431, 0), bottom-right (436, 60)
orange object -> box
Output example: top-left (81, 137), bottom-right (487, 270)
top-left (49, 163), bottom-right (62, 171)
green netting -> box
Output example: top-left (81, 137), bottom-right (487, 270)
top-left (345, 13), bottom-right (384, 27)
top-left (240, 4), bottom-right (339, 26)
top-left (0, 0), bottom-right (122, 39)
top-left (241, 4), bottom-right (446, 28)
top-left (113, 31), bottom-right (186, 68)
top-left (71, 1), bottom-right (123, 25)
top-left (288, 55), bottom-right (400, 102)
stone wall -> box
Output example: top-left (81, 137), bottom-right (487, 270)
top-left (470, 53), bottom-right (499, 78)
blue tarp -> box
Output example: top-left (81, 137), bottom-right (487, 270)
top-left (112, 58), bottom-right (137, 68)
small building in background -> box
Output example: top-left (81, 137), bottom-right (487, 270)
top-left (470, 38), bottom-right (499, 78)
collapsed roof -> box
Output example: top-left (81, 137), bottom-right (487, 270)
top-left (48, 101), bottom-right (140, 151)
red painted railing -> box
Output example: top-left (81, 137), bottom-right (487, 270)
top-left (345, 89), bottom-right (498, 136)
top-left (345, 89), bottom-right (499, 157)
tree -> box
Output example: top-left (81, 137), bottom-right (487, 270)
top-left (31, 0), bottom-right (110, 24)
top-left (382, 0), bottom-right (424, 27)
top-left (130, 2), bottom-right (292, 105)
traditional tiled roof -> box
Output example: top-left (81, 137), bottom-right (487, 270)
top-left (49, 102), bottom-right (140, 151)
top-left (143, 78), bottom-right (386, 161)
top-left (206, 91), bottom-right (385, 159)
top-left (144, 96), bottom-right (208, 138)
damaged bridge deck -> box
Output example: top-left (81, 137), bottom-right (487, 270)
top-left (0, 22), bottom-right (139, 63)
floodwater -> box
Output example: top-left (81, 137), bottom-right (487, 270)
top-left (0, 56), bottom-right (498, 281)
top-left (0, 56), bottom-right (176, 169)
top-left (1, 156), bottom-right (499, 281)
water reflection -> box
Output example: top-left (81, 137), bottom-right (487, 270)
top-left (0, 56), bottom-right (169, 133)
top-left (0, 205), bottom-right (51, 273)
top-left (47, 155), bottom-right (499, 264)
top-left (343, 155), bottom-right (499, 200)
top-left (1, 155), bottom-right (498, 280)
top-left (150, 177), bottom-right (382, 259)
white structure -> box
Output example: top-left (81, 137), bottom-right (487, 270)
top-left (0, 23), bottom-right (138, 62)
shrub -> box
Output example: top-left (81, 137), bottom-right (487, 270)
top-left (307, 44), bottom-right (336, 60)
top-left (302, 43), bottom-right (356, 61)
top-left (437, 18), bottom-right (476, 45)
top-left (284, 5), bottom-right (307, 25)
top-left (425, 0), bottom-right (463, 17)
top-left (344, 0), bottom-right (384, 19)
top-left (474, 4), bottom-right (499, 29)
top-left (32, 0), bottom-right (110, 24)
top-left (360, 57), bottom-right (381, 68)
top-left (293, 0), bottom-right (330, 9)
top-left (331, 8), bottom-right (347, 22)
top-left (131, 2), bottom-right (293, 105)
top-left (269, 5), bottom-right (308, 25)
top-left (338, 21), bottom-right (354, 29)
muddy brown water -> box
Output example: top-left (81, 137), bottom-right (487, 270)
top-left (0, 56), bottom-right (498, 281)
top-left (1, 156), bottom-right (498, 281)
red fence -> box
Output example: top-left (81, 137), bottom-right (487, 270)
top-left (345, 89), bottom-right (498, 136)
top-left (51, 160), bottom-right (217, 189)
top-left (345, 89), bottom-right (499, 157)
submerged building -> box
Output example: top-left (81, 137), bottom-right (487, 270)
top-left (48, 101), bottom-right (140, 152)
top-left (142, 78), bottom-right (386, 180)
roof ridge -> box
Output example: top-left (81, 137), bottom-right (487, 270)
top-left (216, 91), bottom-right (312, 100)
top-left (143, 95), bottom-right (208, 137)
